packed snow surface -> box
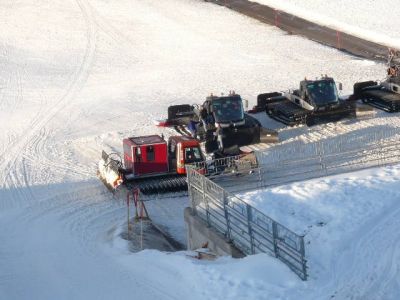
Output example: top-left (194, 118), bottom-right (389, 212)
top-left (0, 0), bottom-right (399, 299)
top-left (255, 0), bottom-right (400, 49)
top-left (240, 165), bottom-right (400, 299)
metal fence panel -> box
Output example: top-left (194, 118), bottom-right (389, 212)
top-left (187, 129), bottom-right (400, 282)
top-left (187, 165), bottom-right (307, 280)
top-left (254, 133), bottom-right (400, 188)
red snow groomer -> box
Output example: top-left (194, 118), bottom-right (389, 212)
top-left (98, 134), bottom-right (204, 194)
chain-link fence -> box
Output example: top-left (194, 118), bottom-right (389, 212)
top-left (187, 166), bottom-right (308, 280)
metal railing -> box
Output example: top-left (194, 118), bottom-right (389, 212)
top-left (186, 127), bottom-right (400, 281)
top-left (191, 153), bottom-right (258, 178)
top-left (187, 166), bottom-right (308, 280)
top-left (255, 130), bottom-right (400, 187)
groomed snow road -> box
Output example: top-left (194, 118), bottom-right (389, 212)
top-left (0, 0), bottom-right (398, 299)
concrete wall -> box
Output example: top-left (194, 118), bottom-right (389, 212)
top-left (184, 207), bottom-right (245, 258)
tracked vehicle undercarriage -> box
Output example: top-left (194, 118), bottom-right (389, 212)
top-left (351, 50), bottom-right (400, 112)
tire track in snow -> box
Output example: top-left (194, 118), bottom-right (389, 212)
top-left (309, 190), bottom-right (400, 299)
top-left (80, 0), bottom-right (138, 63)
top-left (0, 0), bottom-right (98, 210)
top-left (333, 201), bottom-right (400, 299)
top-left (0, 42), bottom-right (10, 111)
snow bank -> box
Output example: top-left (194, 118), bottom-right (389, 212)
top-left (239, 163), bottom-right (400, 298)
top-left (111, 247), bottom-right (300, 300)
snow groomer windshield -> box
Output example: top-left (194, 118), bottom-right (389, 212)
top-left (307, 80), bottom-right (339, 106)
top-left (212, 95), bottom-right (244, 123)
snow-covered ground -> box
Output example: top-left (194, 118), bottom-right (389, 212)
top-left (255, 0), bottom-right (400, 50)
top-left (0, 0), bottom-right (399, 299)
top-left (239, 165), bottom-right (400, 299)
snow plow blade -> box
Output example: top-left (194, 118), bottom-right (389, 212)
top-left (156, 104), bottom-right (196, 127)
top-left (216, 114), bottom-right (279, 151)
top-left (98, 151), bottom-right (123, 191)
top-left (248, 92), bottom-right (282, 113)
top-left (168, 104), bottom-right (195, 120)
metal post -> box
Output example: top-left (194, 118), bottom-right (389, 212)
top-left (258, 167), bottom-right (263, 188)
top-left (274, 9), bottom-right (279, 27)
top-left (140, 218), bottom-right (143, 250)
top-left (133, 189), bottom-right (139, 220)
top-left (187, 168), bottom-right (195, 214)
top-left (246, 204), bottom-right (255, 254)
top-left (300, 236), bottom-right (307, 280)
top-left (336, 31), bottom-right (341, 49)
top-left (202, 176), bottom-right (210, 226)
top-left (272, 221), bottom-right (279, 258)
top-left (127, 192), bottom-right (131, 232)
top-left (223, 190), bottom-right (231, 240)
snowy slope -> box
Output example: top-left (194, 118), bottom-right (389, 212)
top-left (255, 0), bottom-right (400, 49)
top-left (0, 0), bottom-right (399, 299)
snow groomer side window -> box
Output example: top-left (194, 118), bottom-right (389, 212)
top-left (146, 145), bottom-right (155, 161)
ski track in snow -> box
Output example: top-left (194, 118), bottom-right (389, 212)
top-left (0, 0), bottom-right (97, 210)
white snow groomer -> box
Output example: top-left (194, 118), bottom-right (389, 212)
top-left (351, 50), bottom-right (400, 112)
top-left (157, 92), bottom-right (278, 156)
top-left (251, 76), bottom-right (356, 126)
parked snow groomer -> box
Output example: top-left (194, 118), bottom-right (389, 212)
top-left (99, 135), bottom-right (204, 193)
top-left (350, 50), bottom-right (400, 112)
top-left (98, 133), bottom-right (260, 194)
top-left (157, 92), bottom-right (278, 155)
top-left (250, 76), bottom-right (356, 126)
